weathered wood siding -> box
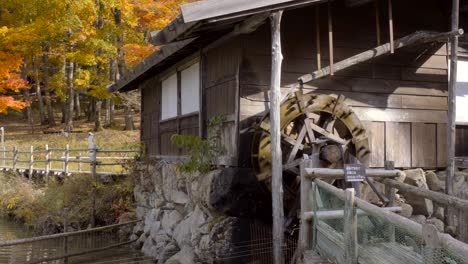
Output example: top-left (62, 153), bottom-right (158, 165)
top-left (202, 37), bottom-right (241, 161)
top-left (140, 64), bottom-right (200, 157)
top-left (239, 0), bottom-right (449, 168)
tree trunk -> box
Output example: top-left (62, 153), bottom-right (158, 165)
top-left (64, 60), bottom-right (74, 132)
top-left (110, 99), bottom-right (115, 124)
top-left (42, 54), bottom-right (55, 126)
top-left (33, 58), bottom-right (46, 125)
top-left (104, 98), bottom-right (111, 127)
top-left (95, 100), bottom-right (103, 131)
top-left (22, 88), bottom-right (34, 134)
top-left (124, 105), bottom-right (134, 130)
top-left (74, 92), bottom-right (81, 118)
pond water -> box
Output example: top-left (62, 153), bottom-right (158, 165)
top-left (0, 218), bottom-right (153, 264)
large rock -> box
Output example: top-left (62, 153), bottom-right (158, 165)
top-left (399, 203), bottom-right (413, 218)
top-left (144, 209), bottom-right (161, 235)
top-left (426, 218), bottom-right (444, 233)
top-left (410, 214), bottom-right (427, 225)
top-left (400, 169), bottom-right (433, 216)
top-left (425, 171), bottom-right (444, 192)
top-left (141, 236), bottom-right (157, 257)
top-left (161, 210), bottom-right (182, 234)
top-left (166, 246), bottom-right (196, 264)
top-left (149, 221), bottom-right (161, 239)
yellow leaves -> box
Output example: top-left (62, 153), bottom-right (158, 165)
top-left (0, 26), bottom-right (8, 37)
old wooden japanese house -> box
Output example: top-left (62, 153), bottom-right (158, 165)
top-left (110, 0), bottom-right (467, 175)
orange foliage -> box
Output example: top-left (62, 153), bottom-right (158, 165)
top-left (122, 44), bottom-right (158, 67)
top-left (0, 51), bottom-right (28, 113)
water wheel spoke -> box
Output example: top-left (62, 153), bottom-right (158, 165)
top-left (286, 125), bottom-right (307, 163)
top-left (306, 120), bottom-right (348, 145)
top-left (303, 118), bottom-right (316, 144)
top-left (281, 132), bottom-right (304, 150)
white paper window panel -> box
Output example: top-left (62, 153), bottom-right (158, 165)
top-left (181, 63), bottom-right (200, 115)
top-left (457, 60), bottom-right (468, 123)
top-left (161, 73), bottom-right (178, 120)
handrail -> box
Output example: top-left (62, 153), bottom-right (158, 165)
top-left (0, 220), bottom-right (141, 247)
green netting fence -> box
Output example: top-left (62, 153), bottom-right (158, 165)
top-left (311, 180), bottom-right (468, 264)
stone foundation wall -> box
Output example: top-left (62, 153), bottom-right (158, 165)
top-left (130, 160), bottom-right (240, 263)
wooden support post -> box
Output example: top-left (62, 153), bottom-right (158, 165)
top-left (328, 1), bottom-right (334, 75)
top-left (300, 159), bottom-right (313, 254)
top-left (446, 0), bottom-right (459, 229)
top-left (375, 0), bottom-right (381, 45)
top-left (29, 145), bottom-right (34, 181)
top-left (388, 0), bottom-right (394, 53)
top-left (344, 188), bottom-right (358, 264)
top-left (458, 190), bottom-right (468, 243)
top-left (45, 144), bottom-right (50, 184)
top-left (384, 160), bottom-right (396, 242)
top-left (315, 6), bottom-right (322, 70)
top-left (64, 144), bottom-right (69, 174)
top-left (12, 146), bottom-right (17, 170)
top-left (88, 133), bottom-right (97, 227)
top-left (422, 224), bottom-right (441, 264)
top-left (270, 11), bottom-right (285, 264)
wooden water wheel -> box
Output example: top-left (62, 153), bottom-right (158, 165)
top-left (251, 91), bottom-right (371, 210)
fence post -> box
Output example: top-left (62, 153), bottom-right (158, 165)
top-left (12, 146), bottom-right (17, 170)
top-left (422, 224), bottom-right (441, 264)
top-left (299, 159), bottom-right (312, 254)
top-left (384, 160), bottom-right (396, 242)
top-left (64, 144), bottom-right (69, 174)
top-left (63, 207), bottom-right (69, 264)
top-left (458, 190), bottom-right (468, 243)
top-left (88, 133), bottom-right (97, 227)
top-left (344, 188), bottom-right (357, 264)
top-left (77, 153), bottom-right (82, 173)
top-left (45, 144), bottom-right (50, 184)
top-left (29, 145), bottom-right (34, 181)
top-left (2, 145), bottom-right (5, 167)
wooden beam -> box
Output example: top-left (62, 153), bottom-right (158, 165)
top-left (299, 29), bottom-right (463, 84)
top-left (270, 11), bottom-right (285, 264)
top-left (328, 1), bottom-right (334, 75)
top-left (303, 206), bottom-right (402, 220)
top-left (375, 0), bottom-right (381, 45)
top-left (307, 121), bottom-right (348, 145)
top-left (388, 0), bottom-right (394, 53)
top-left (304, 167), bottom-right (401, 179)
top-left (446, 0), bottom-right (459, 228)
top-left (315, 6), bottom-right (322, 69)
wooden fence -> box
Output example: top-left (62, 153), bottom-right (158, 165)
top-left (0, 133), bottom-right (140, 181)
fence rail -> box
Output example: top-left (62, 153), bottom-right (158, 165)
top-left (0, 133), bottom-right (140, 181)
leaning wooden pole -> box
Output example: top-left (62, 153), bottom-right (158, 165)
top-left (446, 0), bottom-right (459, 228)
top-left (270, 11), bottom-right (285, 264)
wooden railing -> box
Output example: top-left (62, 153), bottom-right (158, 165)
top-left (0, 134), bottom-right (140, 181)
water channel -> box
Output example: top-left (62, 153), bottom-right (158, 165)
top-left (0, 218), bottom-right (153, 264)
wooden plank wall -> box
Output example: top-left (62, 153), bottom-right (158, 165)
top-left (203, 37), bottom-right (241, 160)
top-left (238, 0), bottom-right (449, 168)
